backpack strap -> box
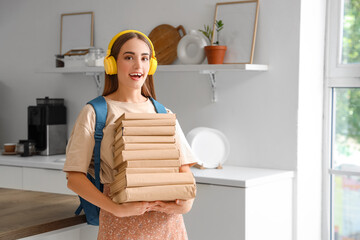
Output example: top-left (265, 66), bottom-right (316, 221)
top-left (75, 96), bottom-right (107, 220)
top-left (149, 97), bottom-right (167, 113)
top-left (87, 96), bottom-right (107, 189)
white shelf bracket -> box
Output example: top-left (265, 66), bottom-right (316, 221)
top-left (200, 70), bottom-right (217, 102)
top-left (85, 72), bottom-right (103, 96)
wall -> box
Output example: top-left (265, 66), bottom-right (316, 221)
top-left (0, 0), bottom-right (300, 170)
top-left (0, 0), bottom-right (324, 239)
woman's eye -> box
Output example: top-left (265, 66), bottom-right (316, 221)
top-left (125, 56), bottom-right (133, 60)
top-left (142, 57), bottom-right (149, 61)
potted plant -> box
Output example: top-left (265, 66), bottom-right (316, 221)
top-left (199, 20), bottom-right (227, 64)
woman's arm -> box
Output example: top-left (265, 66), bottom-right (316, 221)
top-left (151, 164), bottom-right (195, 214)
top-left (67, 171), bottom-right (155, 217)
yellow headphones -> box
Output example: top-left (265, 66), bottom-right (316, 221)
top-left (104, 30), bottom-right (157, 76)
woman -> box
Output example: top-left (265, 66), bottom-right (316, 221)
top-left (64, 30), bottom-right (196, 239)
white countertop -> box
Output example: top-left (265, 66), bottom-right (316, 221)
top-left (0, 154), bottom-right (294, 187)
top-left (0, 154), bottom-right (65, 170)
top-left (191, 166), bottom-right (294, 187)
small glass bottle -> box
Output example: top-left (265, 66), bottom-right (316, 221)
top-left (85, 48), bottom-right (105, 67)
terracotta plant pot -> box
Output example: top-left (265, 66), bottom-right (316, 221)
top-left (204, 45), bottom-right (227, 64)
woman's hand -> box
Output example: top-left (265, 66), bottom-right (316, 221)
top-left (112, 201), bottom-right (158, 218)
top-left (152, 199), bottom-right (194, 215)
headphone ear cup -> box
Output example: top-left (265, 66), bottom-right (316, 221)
top-left (104, 56), bottom-right (117, 75)
top-left (148, 57), bottom-right (157, 76)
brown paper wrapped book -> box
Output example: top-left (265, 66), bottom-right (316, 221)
top-left (117, 118), bottom-right (176, 129)
top-left (117, 126), bottom-right (176, 137)
top-left (114, 136), bottom-right (176, 150)
top-left (112, 184), bottom-right (196, 203)
top-left (110, 172), bottom-right (195, 196)
top-left (117, 160), bottom-right (181, 172)
top-left (114, 143), bottom-right (177, 158)
top-left (117, 167), bottom-right (180, 174)
top-left (114, 149), bottom-right (180, 168)
top-left (115, 113), bottom-right (176, 129)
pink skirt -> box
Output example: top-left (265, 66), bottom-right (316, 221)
top-left (97, 185), bottom-right (188, 240)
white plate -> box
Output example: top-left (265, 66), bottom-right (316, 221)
top-left (186, 127), bottom-right (230, 168)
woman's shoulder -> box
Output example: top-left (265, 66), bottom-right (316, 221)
top-left (74, 104), bottom-right (96, 129)
top-left (80, 103), bottom-right (96, 117)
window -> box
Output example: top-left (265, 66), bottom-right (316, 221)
top-left (330, 88), bottom-right (360, 240)
top-left (340, 1), bottom-right (360, 64)
top-left (326, 0), bottom-right (360, 240)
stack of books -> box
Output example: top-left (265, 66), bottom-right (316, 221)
top-left (110, 112), bottom-right (196, 203)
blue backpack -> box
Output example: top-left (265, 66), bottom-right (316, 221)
top-left (75, 96), bottom-right (167, 225)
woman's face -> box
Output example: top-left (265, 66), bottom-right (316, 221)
top-left (116, 38), bottom-right (151, 91)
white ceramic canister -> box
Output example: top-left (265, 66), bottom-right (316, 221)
top-left (177, 30), bottom-right (209, 64)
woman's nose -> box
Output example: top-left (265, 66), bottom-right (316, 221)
top-left (133, 58), bottom-right (142, 68)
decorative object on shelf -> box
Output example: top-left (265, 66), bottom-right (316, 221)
top-left (186, 127), bottom-right (230, 169)
top-left (63, 49), bottom-right (89, 68)
top-left (64, 49), bottom-right (89, 56)
top-left (148, 24), bottom-right (186, 65)
top-left (84, 48), bottom-right (105, 67)
top-left (199, 20), bottom-right (227, 64)
top-left (177, 30), bottom-right (209, 64)
top-left (60, 11), bottom-right (94, 55)
top-left (55, 54), bottom-right (64, 68)
top-left (213, 0), bottom-right (259, 64)
top-left (204, 45), bottom-right (227, 64)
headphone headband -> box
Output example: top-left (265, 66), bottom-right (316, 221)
top-left (106, 30), bottom-right (156, 58)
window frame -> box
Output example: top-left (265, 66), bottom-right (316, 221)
top-left (324, 0), bottom-right (360, 239)
top-left (326, 0), bottom-right (360, 80)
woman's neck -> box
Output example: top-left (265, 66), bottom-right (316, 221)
top-left (107, 88), bottom-right (147, 103)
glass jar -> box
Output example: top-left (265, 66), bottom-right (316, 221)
top-left (17, 140), bottom-right (36, 157)
top-left (85, 48), bottom-right (105, 67)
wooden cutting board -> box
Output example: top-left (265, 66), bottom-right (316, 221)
top-left (148, 24), bottom-right (186, 65)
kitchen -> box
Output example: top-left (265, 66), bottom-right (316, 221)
top-left (0, 0), bottom-right (325, 239)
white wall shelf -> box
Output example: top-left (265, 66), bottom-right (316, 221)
top-left (41, 64), bottom-right (268, 101)
top-left (40, 67), bottom-right (104, 95)
top-left (42, 64), bottom-right (268, 74)
top-left (157, 64), bottom-right (268, 102)
top-left (158, 64), bottom-right (268, 73)
top-left (42, 66), bottom-right (104, 73)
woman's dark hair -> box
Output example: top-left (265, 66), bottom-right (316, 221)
top-left (102, 32), bottom-right (156, 99)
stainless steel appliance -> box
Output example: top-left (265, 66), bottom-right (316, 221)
top-left (28, 97), bottom-right (67, 155)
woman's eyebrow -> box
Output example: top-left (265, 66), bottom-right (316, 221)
top-left (123, 51), bottom-right (150, 56)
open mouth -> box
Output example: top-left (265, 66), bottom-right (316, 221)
top-left (129, 73), bottom-right (143, 80)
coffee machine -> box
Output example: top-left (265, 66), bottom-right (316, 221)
top-left (28, 97), bottom-right (67, 155)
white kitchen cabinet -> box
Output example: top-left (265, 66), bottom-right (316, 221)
top-left (184, 183), bottom-right (245, 239)
top-left (20, 224), bottom-right (98, 240)
top-left (0, 165), bottom-right (23, 189)
top-left (184, 167), bottom-right (293, 240)
top-left (0, 155), bottom-right (73, 195)
top-left (23, 167), bottom-right (73, 195)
